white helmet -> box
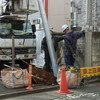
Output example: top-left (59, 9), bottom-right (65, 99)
top-left (61, 24), bottom-right (69, 32)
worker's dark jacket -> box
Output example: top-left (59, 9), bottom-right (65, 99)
top-left (42, 36), bottom-right (63, 52)
top-left (63, 31), bottom-right (85, 55)
top-left (41, 35), bottom-right (63, 71)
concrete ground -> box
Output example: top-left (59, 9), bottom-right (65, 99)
top-left (2, 81), bottom-right (100, 100)
top-left (0, 76), bottom-right (100, 100)
top-left (0, 78), bottom-right (59, 99)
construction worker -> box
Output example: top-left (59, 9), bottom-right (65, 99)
top-left (42, 36), bottom-right (51, 72)
top-left (41, 33), bottom-right (63, 73)
top-left (61, 24), bottom-right (85, 67)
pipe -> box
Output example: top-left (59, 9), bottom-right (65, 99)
top-left (37, 0), bottom-right (58, 77)
top-left (12, 35), bottom-right (15, 67)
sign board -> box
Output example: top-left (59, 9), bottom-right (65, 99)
top-left (80, 66), bottom-right (100, 78)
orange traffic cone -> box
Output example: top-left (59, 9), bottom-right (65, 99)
top-left (26, 65), bottom-right (33, 90)
top-left (56, 67), bottom-right (73, 94)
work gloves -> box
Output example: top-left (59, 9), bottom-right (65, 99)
top-left (82, 30), bottom-right (85, 36)
top-left (73, 53), bottom-right (77, 58)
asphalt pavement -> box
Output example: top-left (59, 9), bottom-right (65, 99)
top-left (2, 81), bottom-right (100, 100)
top-left (0, 78), bottom-right (59, 99)
top-left (0, 77), bottom-right (100, 100)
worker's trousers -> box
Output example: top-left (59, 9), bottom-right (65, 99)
top-left (64, 55), bottom-right (75, 67)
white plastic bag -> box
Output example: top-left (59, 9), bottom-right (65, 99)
top-left (57, 68), bottom-right (82, 88)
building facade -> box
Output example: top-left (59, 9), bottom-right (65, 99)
top-left (48, 0), bottom-right (71, 32)
top-left (71, 0), bottom-right (100, 32)
top-left (71, 0), bottom-right (100, 67)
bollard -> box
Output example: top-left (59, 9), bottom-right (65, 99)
top-left (26, 65), bottom-right (33, 90)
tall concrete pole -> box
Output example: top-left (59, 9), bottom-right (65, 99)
top-left (85, 0), bottom-right (92, 67)
top-left (93, 0), bottom-right (97, 31)
top-left (86, 0), bottom-right (92, 31)
top-left (37, 0), bottom-right (58, 76)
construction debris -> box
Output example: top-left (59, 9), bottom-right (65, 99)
top-left (32, 65), bottom-right (57, 85)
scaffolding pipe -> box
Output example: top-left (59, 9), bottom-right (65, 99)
top-left (37, 0), bottom-right (58, 76)
top-left (12, 35), bottom-right (15, 67)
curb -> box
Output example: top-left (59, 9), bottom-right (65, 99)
top-left (0, 85), bottom-right (59, 99)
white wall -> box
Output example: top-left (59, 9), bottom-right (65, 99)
top-left (48, 0), bottom-right (71, 32)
